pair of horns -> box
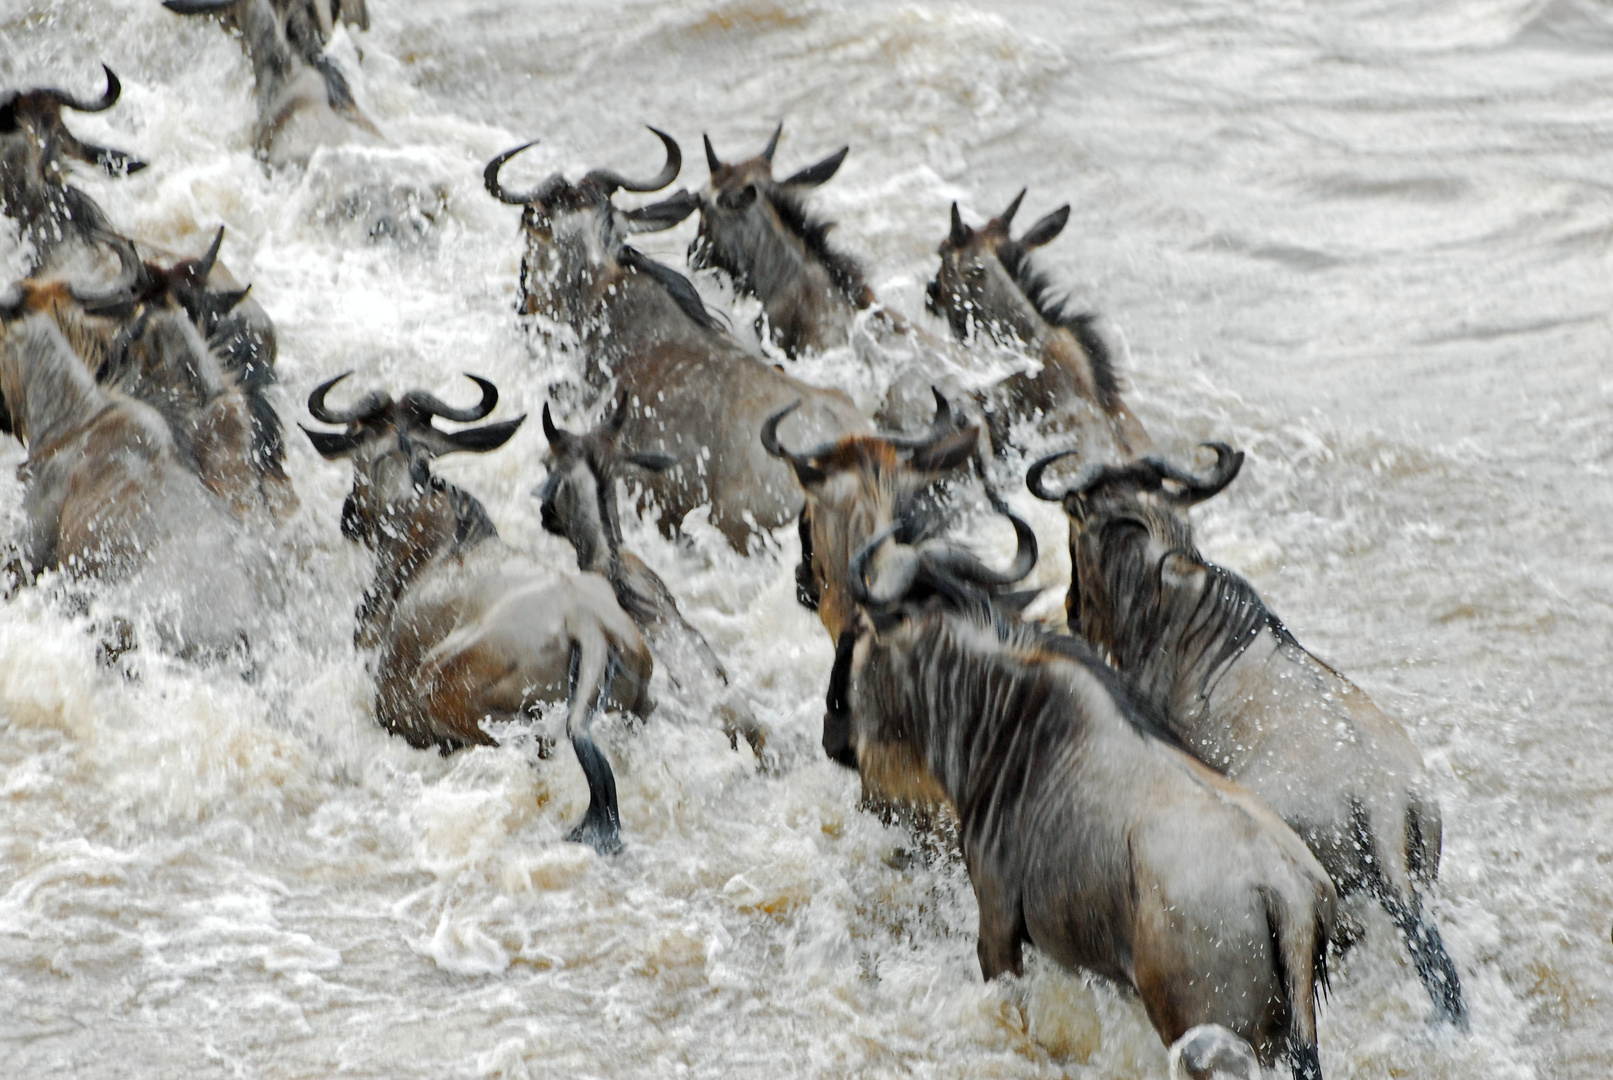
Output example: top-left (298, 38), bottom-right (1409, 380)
top-left (703, 121), bottom-right (781, 174)
top-left (847, 510), bottom-right (1039, 611)
top-left (541, 395), bottom-right (627, 448)
top-left (761, 387), bottom-right (958, 480)
top-left (703, 123), bottom-right (849, 187)
top-left (307, 372), bottom-right (498, 425)
top-left (485, 128), bottom-right (681, 206)
top-left (71, 227), bottom-right (247, 316)
top-left (1026, 443), bottom-right (1244, 506)
top-left (948, 189), bottom-right (1070, 249)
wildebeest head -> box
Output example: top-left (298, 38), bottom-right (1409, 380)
top-left (688, 124), bottom-right (870, 318)
top-left (764, 389), bottom-right (1037, 640)
top-left (301, 373), bottom-right (524, 549)
top-left (0, 66), bottom-right (145, 271)
top-left (535, 396), bottom-right (675, 575)
top-left (926, 189), bottom-right (1073, 346)
top-left (1027, 442), bottom-right (1242, 635)
top-left (484, 131), bottom-right (703, 330)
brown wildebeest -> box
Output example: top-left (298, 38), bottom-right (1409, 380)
top-left (302, 373), bottom-right (651, 853)
top-left (536, 399), bottom-right (767, 757)
top-left (690, 124), bottom-right (874, 358)
top-left (928, 191), bottom-right (1154, 460)
top-left (0, 302), bottom-right (275, 658)
top-left (1028, 444), bottom-right (1466, 1027)
top-left (0, 66), bottom-right (145, 282)
top-left (163, 0), bottom-right (380, 166)
top-left (484, 131), bottom-right (870, 550)
top-left (29, 230), bottom-right (296, 522)
top-left (765, 404), bottom-right (1336, 1079)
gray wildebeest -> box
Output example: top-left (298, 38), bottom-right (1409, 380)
top-left (690, 123), bottom-right (873, 358)
top-left (0, 66), bottom-right (146, 283)
top-left (1028, 444), bottom-right (1466, 1027)
top-left (765, 405), bottom-right (1336, 1078)
top-left (301, 373), bottom-right (651, 853)
top-left (0, 301), bottom-right (274, 660)
top-left (928, 191), bottom-right (1153, 460)
top-left (484, 130), bottom-right (870, 550)
top-left (33, 230), bottom-right (296, 522)
top-left (537, 400), bottom-right (767, 757)
top-left (162, 0), bottom-right (379, 166)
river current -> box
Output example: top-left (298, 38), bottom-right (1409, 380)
top-left (2, 1), bottom-right (1610, 1077)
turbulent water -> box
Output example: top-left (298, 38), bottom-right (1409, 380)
top-left (2, 1), bottom-right (1611, 1076)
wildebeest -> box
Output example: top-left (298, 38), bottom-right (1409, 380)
top-left (536, 399), bottom-right (766, 756)
top-left (765, 407), bottom-right (1336, 1078)
top-left (485, 131), bottom-right (870, 550)
top-left (0, 301), bottom-right (274, 658)
top-left (690, 124), bottom-right (873, 357)
top-left (163, 0), bottom-right (379, 166)
top-left (301, 373), bottom-right (651, 852)
top-left (0, 66), bottom-right (146, 282)
top-left (1028, 444), bottom-right (1466, 1027)
top-left (31, 231), bottom-right (296, 522)
top-left (928, 191), bottom-right (1154, 459)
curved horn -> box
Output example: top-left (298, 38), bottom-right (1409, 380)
top-left (484, 140), bottom-right (544, 205)
top-left (849, 524), bottom-right (920, 609)
top-left (922, 511), bottom-right (1039, 589)
top-left (584, 126), bottom-right (681, 194)
top-left (541, 402), bottom-right (570, 448)
top-left (42, 64), bottom-right (121, 113)
top-left (761, 400), bottom-right (836, 483)
top-left (703, 133), bottom-right (722, 176)
top-left (196, 226), bottom-right (225, 284)
top-left (999, 188), bottom-right (1027, 230)
top-left (949, 202), bottom-right (969, 247)
top-left (308, 372), bottom-right (389, 425)
top-left (1026, 448), bottom-right (1083, 501)
top-left (761, 121), bottom-right (782, 164)
top-left (883, 387), bottom-right (956, 450)
top-left (1153, 442), bottom-right (1244, 505)
top-left (403, 374), bottom-right (499, 423)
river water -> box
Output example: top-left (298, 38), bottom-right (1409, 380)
top-left (2, 1), bottom-right (1609, 1076)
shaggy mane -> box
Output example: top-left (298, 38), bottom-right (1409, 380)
top-left (618, 245), bottom-right (727, 334)
top-left (765, 187), bottom-right (870, 308)
top-left (995, 241), bottom-right (1121, 411)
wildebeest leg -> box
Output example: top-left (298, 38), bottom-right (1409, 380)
top-left (1289, 1041), bottom-right (1324, 1080)
top-left (971, 871), bottom-right (1025, 980)
top-left (563, 639), bottom-right (623, 855)
top-left (1385, 894), bottom-right (1467, 1029)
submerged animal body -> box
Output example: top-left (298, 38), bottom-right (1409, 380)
top-left (928, 191), bottom-right (1153, 460)
top-left (303, 374), bottom-right (650, 852)
top-left (1029, 444), bottom-right (1466, 1026)
top-left (163, 0), bottom-right (379, 166)
top-left (0, 310), bottom-right (274, 656)
top-left (0, 66), bottom-right (146, 283)
top-left (537, 400), bottom-right (766, 755)
top-left (34, 231), bottom-right (296, 522)
top-left (770, 409), bottom-right (1335, 1078)
top-left (485, 131), bottom-right (870, 550)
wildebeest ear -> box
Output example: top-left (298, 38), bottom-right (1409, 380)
top-left (626, 452), bottom-right (676, 473)
top-left (623, 190), bottom-right (699, 233)
top-left (1065, 492), bottom-right (1089, 524)
top-left (446, 415), bottom-right (526, 453)
top-left (1020, 205), bottom-right (1070, 249)
top-left (782, 146), bottom-right (847, 188)
top-left (908, 424), bottom-right (979, 475)
top-left (300, 424), bottom-right (363, 459)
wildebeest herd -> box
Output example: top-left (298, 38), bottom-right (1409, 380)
top-left (1, 6), bottom-right (1468, 1078)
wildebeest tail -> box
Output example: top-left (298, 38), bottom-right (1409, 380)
top-left (1263, 886), bottom-right (1326, 1080)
